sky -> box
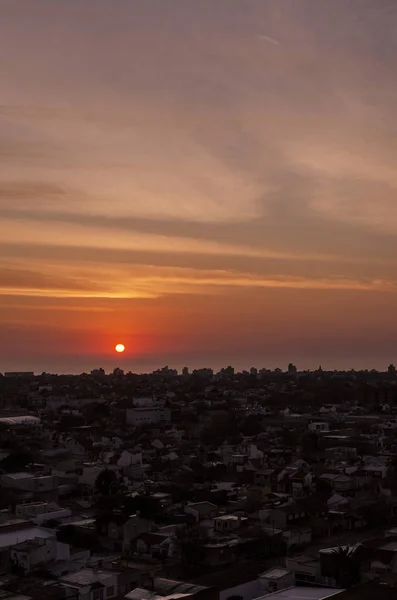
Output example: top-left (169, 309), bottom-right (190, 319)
top-left (1, 0), bottom-right (397, 373)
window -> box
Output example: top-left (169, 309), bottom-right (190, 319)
top-left (92, 589), bottom-right (104, 600)
top-left (107, 586), bottom-right (115, 597)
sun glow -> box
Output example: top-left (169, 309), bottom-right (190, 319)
top-left (115, 343), bottom-right (125, 353)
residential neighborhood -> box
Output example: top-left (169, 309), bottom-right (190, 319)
top-left (1, 366), bottom-right (397, 599)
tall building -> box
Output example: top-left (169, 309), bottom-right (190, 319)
top-left (4, 372), bottom-right (34, 379)
top-left (288, 363), bottom-right (297, 374)
top-left (112, 367), bottom-right (124, 377)
top-left (91, 368), bottom-right (105, 377)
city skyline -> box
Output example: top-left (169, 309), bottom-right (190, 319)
top-left (2, 1), bottom-right (397, 373)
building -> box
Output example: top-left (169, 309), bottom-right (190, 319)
top-left (126, 407), bottom-right (171, 427)
top-left (0, 415), bottom-right (41, 427)
top-left (3, 371), bottom-right (34, 378)
top-left (0, 518), bottom-right (58, 572)
top-left (11, 537), bottom-right (70, 573)
top-left (125, 577), bottom-right (218, 600)
top-left (96, 513), bottom-right (151, 552)
top-left (15, 501), bottom-right (72, 525)
top-left (252, 588), bottom-right (343, 600)
top-left (60, 568), bottom-right (119, 600)
top-left (1, 473), bottom-right (59, 500)
top-left (213, 515), bottom-right (248, 533)
top-left (308, 422), bottom-right (330, 433)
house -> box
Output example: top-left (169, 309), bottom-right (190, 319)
top-left (309, 422), bottom-right (330, 433)
top-left (96, 513), bottom-right (152, 552)
top-left (136, 533), bottom-right (171, 559)
top-left (10, 537), bottom-right (70, 573)
top-left (319, 474), bottom-right (356, 496)
top-left (252, 586), bottom-right (343, 599)
top-left (288, 471), bottom-right (313, 497)
top-left (185, 502), bottom-right (218, 523)
top-left (0, 518), bottom-right (58, 572)
top-left (101, 556), bottom-right (164, 596)
top-left (149, 492), bottom-right (173, 509)
top-left (126, 407), bottom-right (171, 426)
top-left (257, 567), bottom-right (295, 594)
top-left (0, 577), bottom-right (71, 600)
top-left (79, 464), bottom-right (105, 489)
top-left (199, 536), bottom-right (239, 567)
top-left (253, 469), bottom-right (275, 487)
top-left (282, 527), bottom-right (312, 549)
top-left (60, 568), bottom-right (118, 600)
top-left (213, 515), bottom-right (248, 533)
top-left (114, 450), bottom-right (143, 469)
top-left (286, 555), bottom-right (321, 585)
top-left (15, 501), bottom-right (72, 525)
top-left (125, 577), bottom-right (218, 600)
top-left (1, 472), bottom-right (59, 500)
top-left (267, 503), bottom-right (307, 530)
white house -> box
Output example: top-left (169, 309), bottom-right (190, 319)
top-left (11, 538), bottom-right (70, 573)
top-left (15, 502), bottom-right (72, 525)
top-left (308, 422), bottom-right (330, 433)
top-left (60, 568), bottom-right (118, 600)
top-left (257, 568), bottom-right (295, 594)
top-left (126, 407), bottom-right (171, 426)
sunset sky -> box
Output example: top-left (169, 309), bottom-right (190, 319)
top-left (2, 0), bottom-right (397, 373)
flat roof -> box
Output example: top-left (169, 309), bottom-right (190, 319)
top-left (255, 587), bottom-right (344, 599)
top-left (61, 569), bottom-right (114, 587)
top-left (319, 544), bottom-right (359, 555)
top-left (0, 526), bottom-right (54, 549)
top-left (259, 567), bottom-right (291, 580)
top-left (0, 416), bottom-right (40, 425)
top-left (380, 542), bottom-right (397, 552)
top-left (6, 472), bottom-right (35, 480)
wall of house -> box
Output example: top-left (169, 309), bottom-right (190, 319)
top-left (308, 422), bottom-right (329, 432)
top-left (286, 557), bottom-right (319, 579)
top-left (117, 451), bottom-right (143, 468)
top-left (259, 572), bottom-right (295, 593)
top-left (282, 529), bottom-right (312, 548)
top-left (35, 508), bottom-right (72, 525)
top-left (123, 516), bottom-right (151, 548)
top-left (268, 510), bottom-right (287, 530)
top-left (79, 466), bottom-right (104, 488)
top-left (220, 579), bottom-right (262, 600)
top-left (11, 539), bottom-right (58, 573)
top-left (126, 407), bottom-right (171, 426)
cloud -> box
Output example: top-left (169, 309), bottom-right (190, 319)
top-left (1, 258), bottom-right (396, 301)
top-left (1, 0), bottom-right (397, 369)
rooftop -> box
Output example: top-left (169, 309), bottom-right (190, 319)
top-left (259, 567), bottom-right (291, 580)
top-left (5, 472), bottom-right (34, 480)
top-left (254, 587), bottom-right (343, 599)
top-left (0, 527), bottom-right (54, 550)
top-left (61, 569), bottom-right (115, 587)
top-left (0, 416), bottom-right (40, 426)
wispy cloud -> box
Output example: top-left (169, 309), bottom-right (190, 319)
top-left (1, 0), bottom-right (397, 369)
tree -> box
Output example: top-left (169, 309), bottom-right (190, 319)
top-left (0, 451), bottom-right (33, 473)
top-left (330, 546), bottom-right (361, 588)
top-left (95, 469), bottom-right (124, 497)
top-left (175, 524), bottom-right (207, 571)
top-left (240, 415), bottom-right (263, 436)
